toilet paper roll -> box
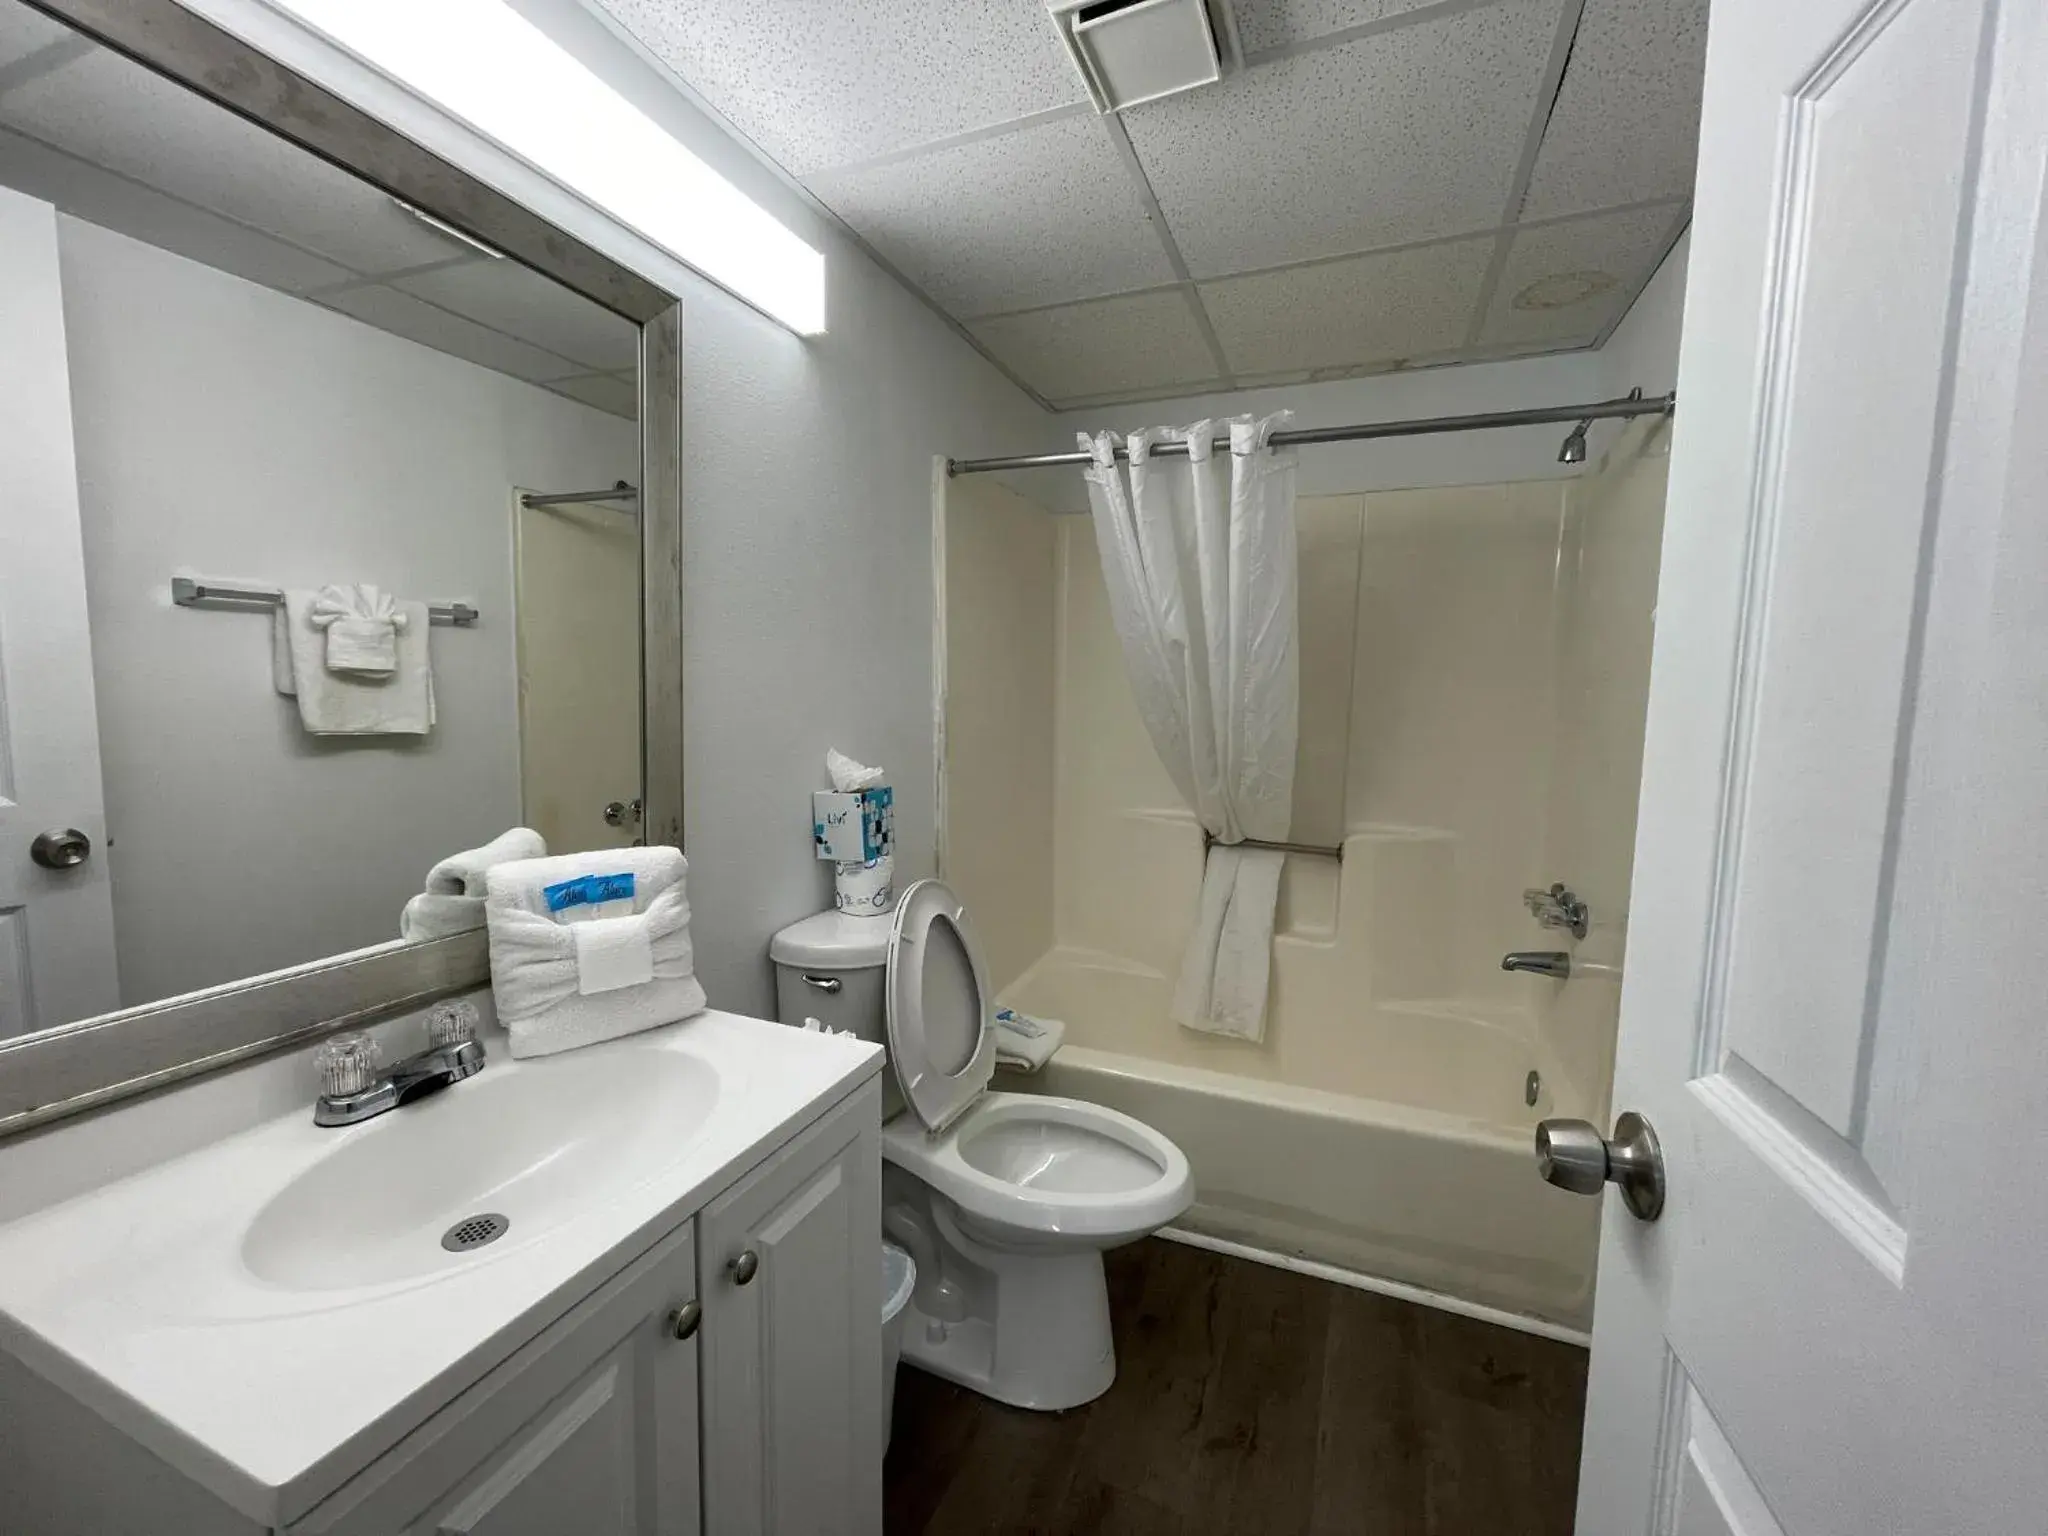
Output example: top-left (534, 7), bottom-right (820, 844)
top-left (835, 855), bottom-right (895, 915)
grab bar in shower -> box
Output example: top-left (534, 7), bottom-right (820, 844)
top-left (1203, 833), bottom-right (1343, 860)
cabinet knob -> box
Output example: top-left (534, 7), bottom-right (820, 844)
top-left (668, 1300), bottom-right (702, 1341)
top-left (730, 1249), bottom-right (759, 1286)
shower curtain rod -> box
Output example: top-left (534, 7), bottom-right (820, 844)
top-left (944, 389), bottom-right (1676, 476)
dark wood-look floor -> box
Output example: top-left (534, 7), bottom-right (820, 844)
top-left (884, 1238), bottom-right (1587, 1536)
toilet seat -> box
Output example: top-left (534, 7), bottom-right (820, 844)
top-left (881, 1092), bottom-right (1193, 1242)
top-left (885, 880), bottom-right (997, 1134)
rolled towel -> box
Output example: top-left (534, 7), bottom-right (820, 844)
top-left (485, 846), bottom-right (706, 1059)
top-left (399, 828), bottom-right (546, 941)
top-left (310, 583), bottom-right (408, 675)
top-left (993, 1007), bottom-right (1065, 1073)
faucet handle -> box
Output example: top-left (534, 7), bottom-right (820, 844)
top-left (314, 1032), bottom-right (381, 1098)
top-left (427, 998), bottom-right (481, 1050)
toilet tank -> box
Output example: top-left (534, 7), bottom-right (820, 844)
top-left (768, 908), bottom-right (893, 1045)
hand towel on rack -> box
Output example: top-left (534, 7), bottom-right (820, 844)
top-left (310, 583), bottom-right (407, 675)
top-left (399, 827), bottom-right (546, 940)
top-left (274, 589), bottom-right (434, 735)
top-left (485, 847), bottom-right (707, 1059)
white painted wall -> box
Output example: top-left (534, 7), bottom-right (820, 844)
top-left (488, 2), bottom-right (1063, 1014)
top-left (58, 217), bottom-right (637, 1006)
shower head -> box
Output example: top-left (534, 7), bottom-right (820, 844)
top-left (1557, 418), bottom-right (1593, 464)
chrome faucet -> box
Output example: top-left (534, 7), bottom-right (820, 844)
top-left (1502, 951), bottom-right (1572, 980)
top-left (313, 1000), bottom-right (484, 1127)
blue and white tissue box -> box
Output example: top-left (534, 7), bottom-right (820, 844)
top-left (813, 786), bottom-right (893, 862)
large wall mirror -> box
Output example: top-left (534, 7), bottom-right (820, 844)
top-left (0, 0), bottom-right (680, 1117)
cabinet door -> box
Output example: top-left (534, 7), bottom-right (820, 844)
top-left (301, 1224), bottom-right (701, 1536)
top-left (699, 1085), bottom-right (882, 1536)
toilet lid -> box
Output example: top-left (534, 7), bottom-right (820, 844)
top-left (885, 879), bottom-right (996, 1134)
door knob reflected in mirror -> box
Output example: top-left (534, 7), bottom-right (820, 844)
top-left (30, 828), bottom-right (91, 870)
top-left (1535, 1111), bottom-right (1665, 1221)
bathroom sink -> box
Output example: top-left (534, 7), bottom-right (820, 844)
top-left (242, 1047), bottom-right (720, 1291)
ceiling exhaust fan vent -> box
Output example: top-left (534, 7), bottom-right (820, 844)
top-left (1048, 0), bottom-right (1233, 114)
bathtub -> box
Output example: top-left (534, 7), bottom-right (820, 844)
top-left (1001, 949), bottom-right (1603, 1335)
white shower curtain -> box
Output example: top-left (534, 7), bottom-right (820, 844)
top-left (1079, 414), bottom-right (1299, 1041)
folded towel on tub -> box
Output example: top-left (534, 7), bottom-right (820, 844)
top-left (485, 846), bottom-right (706, 1058)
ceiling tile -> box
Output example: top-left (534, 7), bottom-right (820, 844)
top-left (0, 126), bottom-right (353, 292)
top-left (1233, 0), bottom-right (1450, 57)
top-left (1478, 203), bottom-right (1681, 347)
top-left (806, 114), bottom-right (1174, 317)
top-left (0, 51), bottom-right (473, 274)
top-left (395, 259), bottom-right (640, 373)
top-left (969, 290), bottom-right (1218, 404)
top-left (316, 285), bottom-right (585, 383)
top-left (1124, 0), bottom-right (1563, 277)
top-left (543, 372), bottom-right (639, 419)
top-left (591, 0), bottom-right (1086, 176)
top-left (1200, 235), bottom-right (1494, 374)
top-left (1520, 0), bottom-right (1708, 219)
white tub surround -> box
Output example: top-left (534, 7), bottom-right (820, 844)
top-left (0, 1011), bottom-right (880, 1530)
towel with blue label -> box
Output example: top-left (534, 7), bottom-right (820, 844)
top-left (484, 846), bottom-right (705, 1059)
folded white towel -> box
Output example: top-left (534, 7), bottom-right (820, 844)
top-left (399, 828), bottom-right (546, 940)
top-left (993, 1007), bottom-right (1065, 1073)
top-left (274, 589), bottom-right (434, 735)
top-left (311, 583), bottom-right (407, 675)
top-left (485, 846), bottom-right (706, 1058)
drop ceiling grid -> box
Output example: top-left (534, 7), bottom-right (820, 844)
top-left (1480, 200), bottom-right (1686, 347)
top-left (802, 112), bottom-right (1176, 317)
top-left (1122, 0), bottom-right (1568, 278)
top-left (592, 0), bottom-right (1089, 175)
top-left (1519, 0), bottom-right (1710, 218)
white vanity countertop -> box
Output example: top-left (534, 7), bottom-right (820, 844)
top-left (0, 1009), bottom-right (880, 1528)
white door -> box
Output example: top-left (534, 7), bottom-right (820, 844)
top-left (1573, 1), bottom-right (2048, 1530)
top-left (513, 494), bottom-right (641, 855)
top-left (0, 185), bottom-right (118, 1036)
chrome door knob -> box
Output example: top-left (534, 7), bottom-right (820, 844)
top-left (668, 1300), bottom-right (702, 1341)
top-left (29, 828), bottom-right (91, 870)
top-left (730, 1249), bottom-right (759, 1286)
top-left (1535, 1111), bottom-right (1665, 1222)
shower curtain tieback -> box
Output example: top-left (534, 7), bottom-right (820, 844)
top-left (1079, 413), bottom-right (1300, 1042)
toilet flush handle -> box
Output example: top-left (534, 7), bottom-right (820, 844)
top-left (800, 973), bottom-right (842, 993)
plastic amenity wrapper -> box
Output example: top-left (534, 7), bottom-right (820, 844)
top-left (814, 750), bottom-right (895, 915)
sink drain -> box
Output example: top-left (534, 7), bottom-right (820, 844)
top-left (441, 1213), bottom-right (510, 1252)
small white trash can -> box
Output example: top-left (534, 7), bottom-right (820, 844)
top-left (881, 1242), bottom-right (916, 1452)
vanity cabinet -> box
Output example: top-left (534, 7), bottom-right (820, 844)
top-left (698, 1104), bottom-right (883, 1535)
top-left (301, 1224), bottom-right (703, 1536)
top-left (0, 1075), bottom-right (882, 1536)
top-left (302, 1084), bottom-right (882, 1536)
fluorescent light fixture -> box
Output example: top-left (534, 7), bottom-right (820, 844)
top-left (269, 0), bottom-right (826, 334)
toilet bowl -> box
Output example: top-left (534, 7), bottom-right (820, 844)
top-left (770, 881), bottom-right (1193, 1411)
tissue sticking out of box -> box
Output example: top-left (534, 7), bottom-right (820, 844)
top-left (827, 748), bottom-right (885, 792)
top-left (815, 749), bottom-right (895, 916)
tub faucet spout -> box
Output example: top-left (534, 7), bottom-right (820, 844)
top-left (1502, 950), bottom-right (1571, 980)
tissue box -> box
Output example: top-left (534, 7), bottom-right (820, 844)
top-left (814, 786), bottom-right (893, 862)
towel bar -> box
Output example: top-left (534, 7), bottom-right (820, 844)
top-left (171, 576), bottom-right (478, 627)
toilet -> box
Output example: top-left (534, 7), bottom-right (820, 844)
top-left (770, 879), bottom-right (1192, 1411)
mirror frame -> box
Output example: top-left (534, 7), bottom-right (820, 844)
top-left (0, 0), bottom-right (685, 1135)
